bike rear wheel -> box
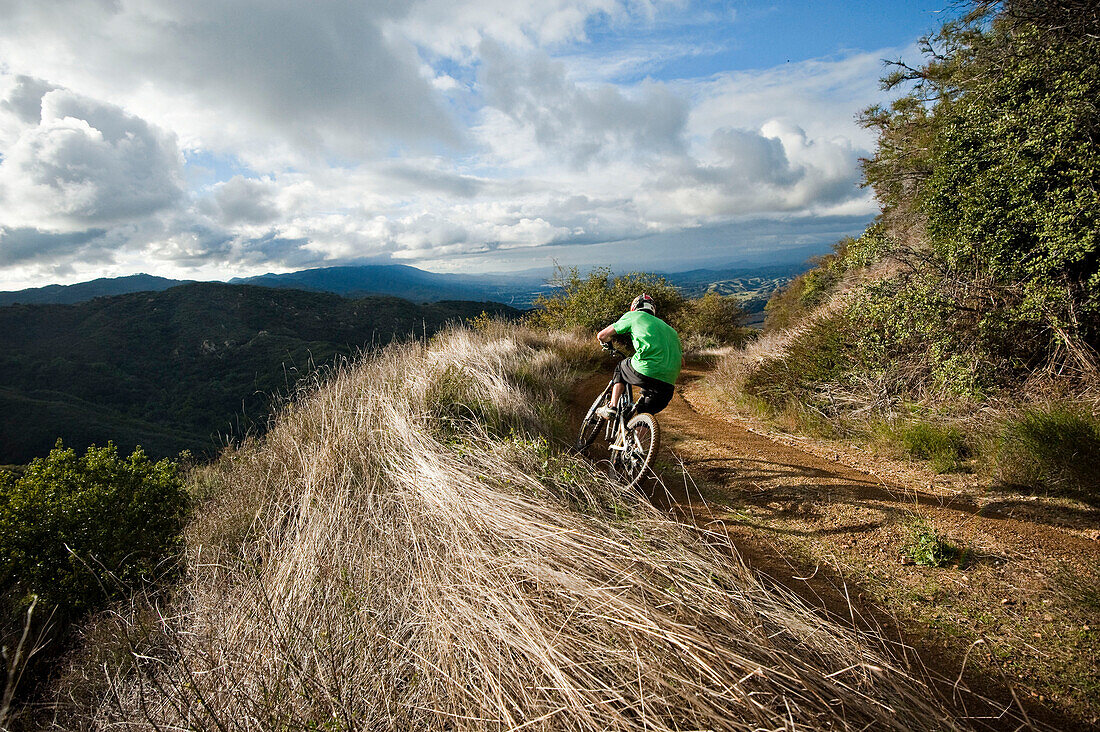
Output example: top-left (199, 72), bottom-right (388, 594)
top-left (617, 412), bottom-right (660, 488)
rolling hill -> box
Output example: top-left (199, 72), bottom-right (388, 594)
top-left (0, 273), bottom-right (191, 306)
top-left (0, 283), bottom-right (518, 464)
top-left (232, 263), bottom-right (547, 306)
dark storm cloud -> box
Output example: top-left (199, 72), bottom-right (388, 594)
top-left (1, 75), bottom-right (56, 124)
top-left (210, 176), bottom-right (281, 226)
top-left (0, 226), bottom-right (109, 266)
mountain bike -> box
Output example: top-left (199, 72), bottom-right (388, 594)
top-left (574, 344), bottom-right (661, 488)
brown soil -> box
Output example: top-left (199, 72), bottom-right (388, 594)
top-left (570, 363), bottom-right (1100, 731)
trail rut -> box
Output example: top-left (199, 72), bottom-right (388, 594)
top-left (571, 362), bottom-right (1100, 731)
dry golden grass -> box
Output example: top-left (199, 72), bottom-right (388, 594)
top-left (60, 324), bottom-right (981, 730)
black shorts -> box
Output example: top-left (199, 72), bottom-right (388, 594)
top-left (613, 358), bottom-right (675, 415)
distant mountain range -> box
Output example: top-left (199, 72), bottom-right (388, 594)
top-left (231, 264), bottom-right (547, 306)
top-left (0, 273), bottom-right (192, 306)
top-left (0, 261), bottom-right (807, 310)
top-left (0, 283), bottom-right (518, 464)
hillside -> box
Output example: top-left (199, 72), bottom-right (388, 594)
top-left (232, 263), bottom-right (548, 307)
top-left (24, 324), bottom-right (1006, 731)
top-left (704, 0), bottom-right (1100, 478)
top-left (0, 283), bottom-right (518, 464)
top-left (666, 263), bottom-right (804, 326)
top-left (686, 3), bottom-right (1100, 720)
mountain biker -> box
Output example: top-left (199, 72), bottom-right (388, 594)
top-left (595, 293), bottom-right (682, 420)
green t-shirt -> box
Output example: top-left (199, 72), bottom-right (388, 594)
top-left (611, 310), bottom-right (682, 385)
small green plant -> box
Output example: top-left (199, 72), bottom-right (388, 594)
top-left (996, 404), bottom-right (1100, 500)
top-left (906, 519), bottom-right (958, 567)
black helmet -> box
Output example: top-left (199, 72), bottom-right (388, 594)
top-left (630, 293), bottom-right (656, 315)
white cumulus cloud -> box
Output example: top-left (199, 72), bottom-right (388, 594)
top-left (0, 87), bottom-right (183, 230)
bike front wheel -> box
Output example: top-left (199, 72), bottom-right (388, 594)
top-left (574, 385), bottom-right (611, 453)
top-left (618, 412), bottom-right (660, 488)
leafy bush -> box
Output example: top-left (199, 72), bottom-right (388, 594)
top-left (527, 266), bottom-right (685, 333)
top-left (742, 315), bottom-right (857, 413)
top-left (996, 405), bottom-right (1100, 500)
top-left (763, 226), bottom-right (894, 333)
top-left (529, 266), bottom-right (749, 349)
top-left (671, 292), bottom-right (750, 348)
top-left (0, 441), bottom-right (189, 625)
top-left (862, 4), bottom-right (1100, 373)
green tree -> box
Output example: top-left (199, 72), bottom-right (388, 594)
top-left (673, 292), bottom-right (750, 346)
top-left (860, 0), bottom-right (1100, 377)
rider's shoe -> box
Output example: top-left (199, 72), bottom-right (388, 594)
top-left (595, 405), bottom-right (617, 420)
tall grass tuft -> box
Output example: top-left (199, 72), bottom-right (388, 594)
top-left (54, 325), bottom-right (985, 730)
top-left (881, 420), bottom-right (972, 473)
top-left (996, 404), bottom-right (1100, 500)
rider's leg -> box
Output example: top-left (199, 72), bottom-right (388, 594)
top-left (608, 382), bottom-right (624, 408)
top-left (598, 360), bottom-right (631, 419)
top-left (596, 381), bottom-right (624, 419)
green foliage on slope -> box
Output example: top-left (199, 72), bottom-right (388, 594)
top-left (0, 442), bottom-right (188, 722)
top-left (0, 442), bottom-right (188, 625)
top-left (761, 0), bottom-right (1100, 391)
top-left (720, 1), bottom-right (1100, 484)
top-left (860, 0), bottom-right (1100, 376)
top-left (996, 405), bottom-right (1100, 499)
top-left (527, 266), bottom-right (686, 332)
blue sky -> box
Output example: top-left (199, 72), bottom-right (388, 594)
top-left (0, 0), bottom-right (952, 288)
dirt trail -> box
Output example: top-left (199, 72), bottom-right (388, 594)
top-left (571, 363), bottom-right (1100, 731)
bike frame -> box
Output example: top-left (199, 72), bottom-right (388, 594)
top-left (603, 382), bottom-right (636, 455)
top-left (596, 344), bottom-right (641, 469)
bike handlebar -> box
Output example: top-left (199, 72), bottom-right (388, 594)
top-left (601, 342), bottom-right (627, 359)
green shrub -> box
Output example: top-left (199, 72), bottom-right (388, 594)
top-left (763, 227), bottom-right (894, 333)
top-left (671, 292), bottom-right (750, 347)
top-left (996, 405), bottom-right (1100, 499)
top-left (743, 315), bottom-right (856, 412)
top-left (0, 440), bottom-right (189, 625)
top-left (862, 7), bottom-right (1100, 371)
top-left (527, 266), bottom-right (684, 332)
top-left (762, 273), bottom-right (812, 332)
top-left (889, 421), bottom-right (971, 473)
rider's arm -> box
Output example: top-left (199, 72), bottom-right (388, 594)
top-left (596, 324), bottom-right (617, 343)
